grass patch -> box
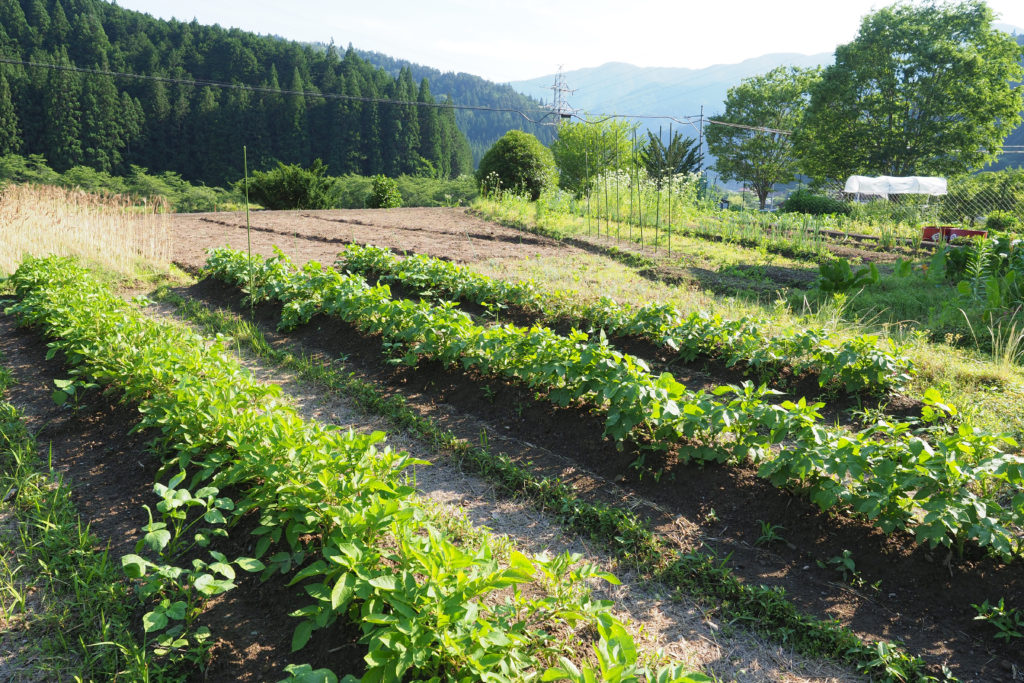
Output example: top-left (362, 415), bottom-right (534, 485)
top-left (0, 358), bottom-right (156, 681)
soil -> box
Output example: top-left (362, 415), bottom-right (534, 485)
top-left (166, 207), bottom-right (579, 270)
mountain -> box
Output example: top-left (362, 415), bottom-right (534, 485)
top-left (510, 53), bottom-right (831, 130)
top-left (0, 0), bottom-right (474, 185)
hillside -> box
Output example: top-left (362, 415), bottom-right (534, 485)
top-left (347, 48), bottom-right (557, 164)
top-left (0, 0), bottom-right (474, 185)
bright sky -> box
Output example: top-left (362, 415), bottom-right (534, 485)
top-left (114, 0), bottom-right (1024, 83)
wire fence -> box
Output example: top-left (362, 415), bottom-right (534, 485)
top-left (819, 175), bottom-right (1024, 228)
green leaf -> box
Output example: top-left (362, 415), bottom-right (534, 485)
top-left (142, 610), bottom-right (168, 633)
top-left (142, 528), bottom-right (172, 552)
top-left (165, 600), bottom-right (188, 621)
top-left (121, 554), bottom-right (148, 578)
top-left (331, 573), bottom-right (355, 611)
top-left (368, 575), bottom-right (397, 591)
top-left (235, 557), bottom-right (266, 572)
top-left (291, 621), bottom-right (314, 652)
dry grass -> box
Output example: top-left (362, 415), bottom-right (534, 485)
top-left (0, 184), bottom-right (171, 275)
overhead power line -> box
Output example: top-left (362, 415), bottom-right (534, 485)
top-left (0, 56), bottom-right (561, 126)
top-left (1, 55), bottom-right (795, 137)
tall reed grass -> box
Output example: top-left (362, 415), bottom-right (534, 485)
top-left (0, 184), bottom-right (170, 275)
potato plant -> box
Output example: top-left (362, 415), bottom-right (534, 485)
top-left (8, 254), bottom-right (707, 683)
top-left (208, 247), bottom-right (1024, 560)
top-left (336, 244), bottom-right (914, 396)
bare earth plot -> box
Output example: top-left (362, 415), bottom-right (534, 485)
top-left (167, 207), bottom-right (579, 270)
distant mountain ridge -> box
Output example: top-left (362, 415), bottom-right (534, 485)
top-left (510, 53), bottom-right (832, 123)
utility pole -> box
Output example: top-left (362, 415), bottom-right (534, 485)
top-left (697, 104), bottom-right (704, 176)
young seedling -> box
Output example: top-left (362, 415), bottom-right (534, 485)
top-left (754, 521), bottom-right (785, 547)
top-left (972, 598), bottom-right (1024, 641)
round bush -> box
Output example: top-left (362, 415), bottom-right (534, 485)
top-left (781, 188), bottom-right (852, 216)
top-left (366, 174), bottom-right (402, 208)
top-left (985, 209), bottom-right (1020, 232)
top-left (475, 130), bottom-right (555, 201)
top-left (241, 159), bottom-right (339, 210)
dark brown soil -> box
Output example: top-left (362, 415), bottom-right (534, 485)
top-left (0, 313), bottom-right (367, 682)
top-left (180, 275), bottom-right (1024, 683)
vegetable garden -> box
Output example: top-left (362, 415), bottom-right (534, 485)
top-left (2, 200), bottom-right (1023, 682)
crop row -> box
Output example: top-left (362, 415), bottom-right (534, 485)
top-left (335, 244), bottom-right (913, 396)
top-left (7, 254), bottom-right (704, 683)
top-left (208, 246), bottom-right (1024, 560)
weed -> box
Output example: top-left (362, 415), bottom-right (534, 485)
top-left (754, 521), bottom-right (785, 547)
top-left (972, 598), bottom-right (1024, 641)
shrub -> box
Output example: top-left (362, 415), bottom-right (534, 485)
top-left (986, 209), bottom-right (1021, 233)
top-left (781, 188), bottom-right (852, 216)
top-left (240, 159), bottom-right (339, 210)
top-left (476, 130), bottom-right (555, 201)
top-left (366, 174), bottom-right (402, 209)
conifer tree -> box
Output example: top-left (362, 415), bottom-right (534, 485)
top-left (0, 72), bottom-right (22, 154)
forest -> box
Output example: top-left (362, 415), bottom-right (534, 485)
top-left (0, 0), bottom-right (476, 186)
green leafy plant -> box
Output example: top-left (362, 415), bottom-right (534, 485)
top-left (755, 521), bottom-right (785, 547)
top-left (365, 174), bottom-right (402, 209)
top-left (813, 258), bottom-right (879, 294)
top-left (972, 598), bottom-right (1024, 641)
top-left (780, 189), bottom-right (852, 216)
top-left (828, 550), bottom-right (856, 582)
top-left (986, 210), bottom-right (1020, 233)
top-left (240, 159), bottom-right (340, 210)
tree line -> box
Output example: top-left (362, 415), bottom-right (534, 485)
top-left (0, 0), bottom-right (474, 186)
top-left (346, 47), bottom-right (557, 165)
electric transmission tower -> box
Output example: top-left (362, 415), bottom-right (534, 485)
top-left (547, 66), bottom-right (577, 122)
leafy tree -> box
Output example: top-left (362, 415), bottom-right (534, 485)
top-left (476, 130), bottom-right (555, 200)
top-left (706, 65), bottom-right (819, 209)
top-left (640, 130), bottom-right (699, 185)
top-left (550, 117), bottom-right (635, 195)
top-left (795, 0), bottom-right (1024, 181)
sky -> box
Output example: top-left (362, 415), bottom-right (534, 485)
top-left (113, 0), bottom-right (1024, 83)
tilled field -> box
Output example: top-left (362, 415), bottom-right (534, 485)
top-left (3, 207), bottom-right (1021, 681)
